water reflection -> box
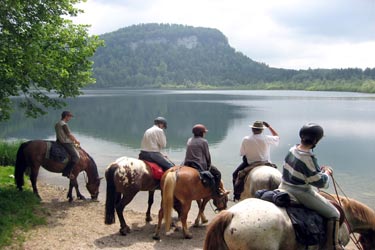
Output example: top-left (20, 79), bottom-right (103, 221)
top-left (2, 90), bottom-right (375, 208)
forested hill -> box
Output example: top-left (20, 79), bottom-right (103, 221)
top-left (92, 23), bottom-right (375, 92)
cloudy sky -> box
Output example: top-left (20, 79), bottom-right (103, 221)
top-left (73, 0), bottom-right (375, 70)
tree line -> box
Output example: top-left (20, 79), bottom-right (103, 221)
top-left (92, 23), bottom-right (375, 92)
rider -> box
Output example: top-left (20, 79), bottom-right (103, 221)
top-left (278, 123), bottom-right (344, 250)
top-left (139, 117), bottom-right (175, 171)
top-left (55, 111), bottom-right (80, 179)
top-left (232, 120), bottom-right (279, 201)
top-left (184, 124), bottom-right (223, 196)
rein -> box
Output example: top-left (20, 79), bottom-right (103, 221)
top-left (323, 174), bottom-right (364, 250)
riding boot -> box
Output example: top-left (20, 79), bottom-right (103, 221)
top-left (62, 162), bottom-right (75, 179)
top-left (325, 219), bottom-right (344, 250)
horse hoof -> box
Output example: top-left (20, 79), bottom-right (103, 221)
top-left (152, 235), bottom-right (160, 240)
top-left (78, 195), bottom-right (86, 200)
top-left (202, 219), bottom-right (208, 224)
top-left (145, 216), bottom-right (153, 222)
top-left (184, 234), bottom-right (193, 239)
top-left (193, 221), bottom-right (200, 227)
top-left (68, 197), bottom-right (74, 203)
top-left (119, 229), bottom-right (128, 236)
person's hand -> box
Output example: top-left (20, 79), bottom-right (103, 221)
top-left (263, 121), bottom-right (270, 128)
top-left (321, 166), bottom-right (333, 175)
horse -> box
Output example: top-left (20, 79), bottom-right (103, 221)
top-left (241, 165), bottom-right (282, 200)
top-left (204, 195), bottom-right (375, 250)
top-left (153, 166), bottom-right (230, 240)
top-left (14, 140), bottom-right (101, 202)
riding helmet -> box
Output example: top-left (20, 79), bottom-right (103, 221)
top-left (154, 116), bottom-right (167, 128)
top-left (299, 123), bottom-right (324, 146)
top-left (192, 124), bottom-right (208, 137)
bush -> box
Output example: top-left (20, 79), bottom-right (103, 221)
top-left (0, 140), bottom-right (23, 166)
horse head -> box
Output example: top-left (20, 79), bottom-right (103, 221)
top-left (86, 177), bottom-right (102, 200)
top-left (82, 150), bottom-right (102, 200)
top-left (213, 189), bottom-right (230, 211)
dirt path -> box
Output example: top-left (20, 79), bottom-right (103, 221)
top-left (5, 183), bottom-right (357, 250)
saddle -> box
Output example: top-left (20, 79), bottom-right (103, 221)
top-left (255, 189), bottom-right (344, 247)
top-left (45, 141), bottom-right (69, 164)
top-left (184, 162), bottom-right (216, 191)
top-left (143, 160), bottom-right (164, 180)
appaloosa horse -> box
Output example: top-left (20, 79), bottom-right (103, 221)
top-left (104, 156), bottom-right (162, 235)
top-left (153, 166), bottom-right (230, 240)
top-left (204, 195), bottom-right (375, 250)
top-left (15, 140), bottom-right (101, 202)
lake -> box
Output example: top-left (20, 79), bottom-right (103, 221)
top-left (2, 89), bottom-right (375, 213)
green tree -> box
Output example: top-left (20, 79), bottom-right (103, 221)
top-left (0, 0), bottom-right (103, 121)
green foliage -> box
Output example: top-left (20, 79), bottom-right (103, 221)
top-left (92, 23), bottom-right (375, 93)
top-left (0, 166), bottom-right (46, 249)
top-left (0, 140), bottom-right (23, 166)
top-left (0, 0), bottom-right (104, 121)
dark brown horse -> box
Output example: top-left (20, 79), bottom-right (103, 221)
top-left (15, 140), bottom-right (101, 202)
top-left (153, 166), bottom-right (230, 240)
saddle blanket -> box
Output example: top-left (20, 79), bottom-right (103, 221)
top-left (143, 160), bottom-right (164, 180)
top-left (45, 141), bottom-right (69, 164)
top-left (255, 189), bottom-right (326, 246)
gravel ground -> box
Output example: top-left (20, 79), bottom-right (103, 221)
top-left (4, 183), bottom-right (357, 250)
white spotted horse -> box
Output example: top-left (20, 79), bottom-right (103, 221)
top-left (104, 156), bottom-right (164, 235)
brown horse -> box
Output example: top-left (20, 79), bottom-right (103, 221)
top-left (15, 140), bottom-right (101, 202)
top-left (153, 166), bottom-right (230, 240)
top-left (204, 195), bottom-right (375, 250)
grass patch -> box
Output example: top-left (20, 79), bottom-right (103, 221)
top-left (0, 166), bottom-right (46, 249)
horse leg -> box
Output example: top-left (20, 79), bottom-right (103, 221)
top-left (67, 179), bottom-right (75, 202)
top-left (29, 166), bottom-right (41, 200)
top-left (153, 205), bottom-right (163, 240)
top-left (194, 200), bottom-right (202, 226)
top-left (194, 199), bottom-right (209, 227)
top-left (146, 190), bottom-right (155, 222)
top-left (73, 178), bottom-right (86, 201)
top-left (181, 201), bottom-right (193, 239)
top-left (116, 191), bottom-right (137, 235)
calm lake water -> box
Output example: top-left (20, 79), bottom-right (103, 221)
top-left (2, 89), bottom-right (375, 213)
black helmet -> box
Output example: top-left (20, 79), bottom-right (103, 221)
top-left (154, 117), bottom-right (167, 128)
top-left (299, 123), bottom-right (324, 146)
top-left (192, 124), bottom-right (208, 137)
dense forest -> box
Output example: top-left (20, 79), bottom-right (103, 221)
top-left (92, 23), bottom-right (375, 92)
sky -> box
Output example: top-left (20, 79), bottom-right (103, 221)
top-left (72, 0), bottom-right (375, 70)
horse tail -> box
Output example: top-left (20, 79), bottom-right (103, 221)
top-left (204, 210), bottom-right (233, 250)
top-left (14, 141), bottom-right (29, 191)
top-left (162, 170), bottom-right (176, 232)
top-left (104, 163), bottom-right (118, 224)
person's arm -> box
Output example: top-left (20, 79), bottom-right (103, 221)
top-left (62, 125), bottom-right (80, 145)
top-left (203, 140), bottom-right (211, 168)
top-left (263, 121), bottom-right (278, 136)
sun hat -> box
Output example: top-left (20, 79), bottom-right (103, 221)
top-left (250, 121), bottom-right (264, 130)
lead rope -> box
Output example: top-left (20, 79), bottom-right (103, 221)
top-left (329, 174), bottom-right (363, 250)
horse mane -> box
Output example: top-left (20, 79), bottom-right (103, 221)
top-left (342, 196), bottom-right (375, 230)
top-left (80, 148), bottom-right (99, 177)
